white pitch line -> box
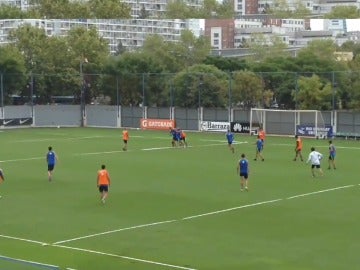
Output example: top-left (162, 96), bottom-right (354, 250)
top-left (0, 157), bottom-right (44, 163)
top-left (182, 199), bottom-right (283, 220)
top-left (54, 244), bottom-right (198, 270)
top-left (75, 150), bottom-right (127, 156)
top-left (0, 234), bottom-right (47, 245)
top-left (53, 184), bottom-right (356, 245)
top-left (142, 146), bottom-right (174, 151)
top-left (53, 219), bottom-right (177, 245)
top-left (1, 184), bottom-right (357, 270)
top-left (286, 185), bottom-right (355, 200)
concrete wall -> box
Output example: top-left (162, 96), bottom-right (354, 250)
top-left (1, 105), bottom-right (359, 135)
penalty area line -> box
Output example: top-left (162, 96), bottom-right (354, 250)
top-left (286, 185), bottom-right (355, 200)
top-left (0, 234), bottom-right (47, 245)
top-left (54, 244), bottom-right (198, 270)
top-left (182, 199), bottom-right (282, 220)
top-left (54, 184), bottom-right (357, 245)
top-left (53, 219), bottom-right (177, 245)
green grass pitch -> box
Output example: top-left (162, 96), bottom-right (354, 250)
top-left (0, 127), bottom-right (359, 270)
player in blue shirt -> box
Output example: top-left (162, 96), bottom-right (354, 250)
top-left (169, 127), bottom-right (179, 147)
top-left (237, 154), bottom-right (249, 191)
top-left (46, 146), bottom-right (58, 181)
top-left (328, 140), bottom-right (336, 170)
top-left (226, 129), bottom-right (235, 153)
top-left (254, 135), bottom-right (264, 161)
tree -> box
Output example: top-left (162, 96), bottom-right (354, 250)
top-left (247, 34), bottom-right (289, 61)
top-left (164, 0), bottom-right (193, 19)
top-left (0, 4), bottom-right (29, 19)
top-left (293, 75), bottom-right (332, 110)
top-left (264, 0), bottom-right (311, 17)
top-left (231, 71), bottom-right (264, 108)
top-left (139, 4), bottom-right (149, 19)
top-left (141, 30), bottom-right (211, 73)
top-left (324, 6), bottom-right (360, 19)
top-left (66, 27), bottom-right (110, 103)
top-left (203, 56), bottom-right (249, 72)
top-left (29, 0), bottom-right (131, 19)
top-left (0, 46), bottom-right (27, 104)
top-left (8, 24), bottom-right (110, 103)
top-left (114, 41), bottom-right (126, 56)
top-left (340, 40), bottom-right (360, 59)
top-left (165, 0), bottom-right (233, 18)
top-left (101, 51), bottom-right (166, 106)
top-left (173, 64), bottom-right (228, 107)
top-left (88, 0), bottom-right (131, 18)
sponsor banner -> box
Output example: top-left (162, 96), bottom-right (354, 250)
top-left (140, 118), bottom-right (175, 130)
top-left (0, 118), bottom-right (33, 127)
top-left (200, 121), bottom-right (230, 132)
top-left (231, 122), bottom-right (251, 133)
top-left (296, 125), bottom-right (333, 137)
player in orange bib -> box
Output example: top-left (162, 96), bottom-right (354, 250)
top-left (258, 128), bottom-right (266, 143)
top-left (293, 135), bottom-right (304, 161)
top-left (179, 129), bottom-right (188, 148)
top-left (122, 128), bottom-right (129, 151)
top-left (97, 164), bottom-right (111, 204)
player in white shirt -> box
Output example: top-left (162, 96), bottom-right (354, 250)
top-left (306, 147), bottom-right (324, 177)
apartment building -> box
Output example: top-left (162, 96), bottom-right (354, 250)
top-left (207, 18), bottom-right (310, 48)
top-left (205, 19), bottom-right (235, 50)
top-left (0, 0), bottom-right (203, 18)
top-left (0, 19), bottom-right (194, 53)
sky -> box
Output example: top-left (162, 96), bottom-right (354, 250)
top-left (310, 19), bottom-right (360, 31)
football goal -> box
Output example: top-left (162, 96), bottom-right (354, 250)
top-left (250, 108), bottom-right (328, 137)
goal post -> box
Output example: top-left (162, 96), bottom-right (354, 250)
top-left (250, 108), bottom-right (329, 137)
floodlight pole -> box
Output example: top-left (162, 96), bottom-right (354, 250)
top-left (80, 58), bottom-right (88, 127)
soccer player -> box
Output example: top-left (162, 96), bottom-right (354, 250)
top-left (0, 168), bottom-right (4, 199)
top-left (237, 154), bottom-right (249, 191)
top-left (97, 164), bottom-right (111, 204)
top-left (179, 129), bottom-right (188, 147)
top-left (258, 127), bottom-right (266, 144)
top-left (254, 136), bottom-right (264, 161)
top-left (293, 135), bottom-right (304, 161)
top-left (46, 146), bottom-right (58, 181)
top-left (306, 147), bottom-right (324, 177)
top-left (122, 128), bottom-right (129, 151)
top-left (226, 129), bottom-right (235, 153)
top-left (169, 127), bottom-right (178, 147)
top-left (328, 140), bottom-right (336, 170)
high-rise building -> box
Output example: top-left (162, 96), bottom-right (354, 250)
top-left (0, 0), bottom-right (204, 18)
top-left (205, 19), bottom-right (235, 50)
top-left (0, 19), bottom-right (198, 53)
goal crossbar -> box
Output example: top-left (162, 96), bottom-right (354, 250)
top-left (250, 108), bottom-right (327, 137)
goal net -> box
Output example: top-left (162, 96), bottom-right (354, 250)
top-left (250, 108), bottom-right (327, 138)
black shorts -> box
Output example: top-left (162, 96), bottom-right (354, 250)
top-left (311, 164), bottom-right (321, 169)
top-left (99, 185), bottom-right (109, 192)
top-left (240, 172), bottom-right (248, 179)
top-left (329, 155), bottom-right (335, 160)
top-left (123, 140), bottom-right (128, 144)
top-left (48, 164), bottom-right (55, 171)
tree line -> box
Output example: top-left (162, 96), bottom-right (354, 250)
top-left (1, 24), bottom-right (360, 110)
top-left (0, 0), bottom-right (359, 19)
